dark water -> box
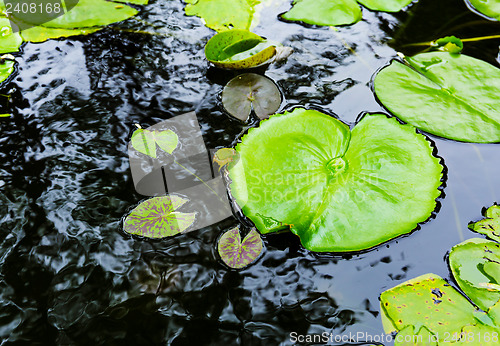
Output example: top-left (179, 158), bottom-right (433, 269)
top-left (0, 0), bottom-right (499, 344)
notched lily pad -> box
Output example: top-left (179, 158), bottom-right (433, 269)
top-left (222, 73), bottom-right (281, 121)
top-left (205, 29), bottom-right (277, 70)
top-left (281, 0), bottom-right (412, 27)
top-left (374, 52), bottom-right (500, 143)
top-left (469, 204), bottom-right (500, 242)
top-left (228, 108), bottom-right (443, 252)
top-left (123, 195), bottom-right (196, 238)
top-left (218, 226), bottom-right (263, 269)
top-left (131, 126), bottom-right (179, 158)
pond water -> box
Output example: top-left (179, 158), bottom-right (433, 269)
top-left (0, 0), bottom-right (499, 344)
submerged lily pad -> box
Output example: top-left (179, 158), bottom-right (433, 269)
top-left (449, 238), bottom-right (500, 312)
top-left (281, 0), bottom-right (412, 26)
top-left (131, 127), bottom-right (179, 159)
top-left (222, 73), bottom-right (281, 121)
top-left (123, 195), bottom-right (196, 238)
top-left (228, 108), bottom-right (443, 252)
top-left (466, 0), bottom-right (500, 20)
top-left (218, 226), bottom-right (263, 269)
top-left (380, 273), bottom-right (500, 344)
top-left (469, 204), bottom-right (500, 242)
top-left (374, 52), bottom-right (500, 143)
top-left (205, 30), bottom-right (277, 69)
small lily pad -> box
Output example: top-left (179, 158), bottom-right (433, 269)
top-left (469, 204), bottom-right (500, 242)
top-left (0, 55), bottom-right (15, 84)
top-left (222, 73), bottom-right (281, 121)
top-left (213, 148), bottom-right (239, 172)
top-left (131, 127), bottom-right (178, 158)
top-left (205, 30), bottom-right (277, 70)
top-left (432, 36), bottom-right (463, 53)
top-left (218, 226), bottom-right (263, 269)
top-left (123, 195), bottom-right (196, 238)
top-left (449, 238), bottom-right (500, 312)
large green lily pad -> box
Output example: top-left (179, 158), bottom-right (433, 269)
top-left (449, 238), bottom-right (500, 312)
top-left (467, 0), bottom-right (500, 20)
top-left (205, 30), bottom-right (276, 69)
top-left (184, 0), bottom-right (261, 32)
top-left (469, 205), bottom-right (500, 242)
top-left (228, 108), bottom-right (443, 252)
top-left (281, 0), bottom-right (412, 26)
top-left (0, 0), bottom-right (146, 42)
top-left (123, 195), bottom-right (196, 238)
top-left (380, 273), bottom-right (500, 345)
top-left (374, 52), bottom-right (500, 143)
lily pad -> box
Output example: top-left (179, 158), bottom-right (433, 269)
top-left (228, 108), bottom-right (443, 252)
top-left (466, 0), bottom-right (500, 20)
top-left (0, 55), bottom-right (15, 84)
top-left (222, 73), bottom-right (281, 121)
top-left (205, 30), bottom-right (277, 69)
top-left (213, 148), bottom-right (239, 172)
top-left (449, 238), bottom-right (500, 312)
top-left (218, 226), bottom-right (263, 269)
top-left (380, 273), bottom-right (500, 344)
top-left (1, 0), bottom-right (145, 42)
top-left (374, 52), bottom-right (500, 143)
top-left (281, 0), bottom-right (412, 26)
top-left (469, 204), bottom-right (500, 242)
top-left (131, 127), bottom-right (179, 159)
top-left (0, 17), bottom-right (22, 54)
top-left (184, 0), bottom-right (261, 32)
top-left (432, 36), bottom-right (463, 53)
top-left (123, 195), bottom-right (196, 238)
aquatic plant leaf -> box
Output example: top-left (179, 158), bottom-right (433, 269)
top-left (123, 195), bottom-right (196, 238)
top-left (281, 0), bottom-right (362, 26)
top-left (4, 0), bottom-right (142, 42)
top-left (213, 148), bottom-right (239, 172)
top-left (431, 36), bottom-right (464, 53)
top-left (0, 17), bottom-right (22, 54)
top-left (0, 57), bottom-right (14, 84)
top-left (374, 52), bottom-right (500, 143)
top-left (184, 0), bottom-right (260, 32)
top-left (218, 226), bottom-right (263, 269)
top-left (469, 204), bottom-right (500, 242)
top-left (131, 128), bottom-right (178, 158)
top-left (467, 0), bottom-right (500, 20)
top-left (357, 0), bottom-right (413, 12)
top-left (380, 273), bottom-right (499, 343)
top-left (205, 30), bottom-right (277, 69)
top-left (449, 238), bottom-right (500, 312)
top-left (222, 73), bottom-right (281, 121)
top-left (228, 108), bottom-right (442, 252)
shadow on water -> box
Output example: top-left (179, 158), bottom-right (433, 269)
top-left (0, 0), bottom-right (499, 344)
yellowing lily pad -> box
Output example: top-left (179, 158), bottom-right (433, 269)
top-left (205, 30), bottom-right (277, 69)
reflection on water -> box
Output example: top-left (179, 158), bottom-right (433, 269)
top-left (0, 0), bottom-right (498, 344)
